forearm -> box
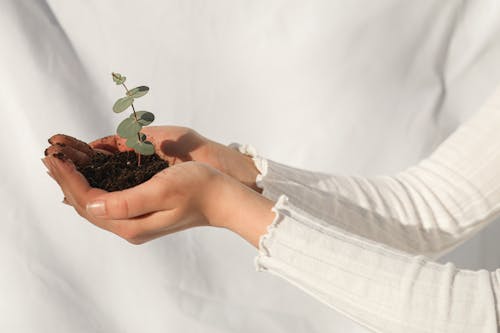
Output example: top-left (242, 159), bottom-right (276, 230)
top-left (207, 140), bottom-right (262, 193)
top-left (229, 85), bottom-right (500, 257)
top-left (254, 195), bottom-right (500, 332)
top-left (206, 175), bottom-right (500, 332)
top-left (206, 173), bottom-right (275, 248)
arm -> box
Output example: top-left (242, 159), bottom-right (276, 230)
top-left (42, 152), bottom-right (500, 332)
top-left (42, 97), bottom-right (500, 331)
top-left (231, 85), bottom-right (500, 258)
top-left (225, 192), bottom-right (500, 333)
top-left (45, 85), bottom-right (500, 258)
top-left (214, 187), bottom-right (499, 332)
top-left (106, 158), bottom-right (498, 332)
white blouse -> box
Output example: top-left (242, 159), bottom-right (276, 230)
top-left (233, 85), bottom-right (500, 332)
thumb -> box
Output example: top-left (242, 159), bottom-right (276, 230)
top-left (86, 180), bottom-right (165, 219)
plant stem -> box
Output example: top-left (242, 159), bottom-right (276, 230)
top-left (121, 83), bottom-right (139, 122)
top-left (121, 82), bottom-right (142, 167)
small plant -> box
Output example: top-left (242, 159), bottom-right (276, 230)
top-left (111, 72), bottom-right (155, 166)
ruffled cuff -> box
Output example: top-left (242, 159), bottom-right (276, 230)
top-left (228, 142), bottom-right (268, 190)
top-left (227, 143), bottom-right (293, 271)
top-left (253, 194), bottom-right (290, 272)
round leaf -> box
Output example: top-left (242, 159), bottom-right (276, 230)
top-left (113, 96), bottom-right (134, 113)
top-left (125, 136), bottom-right (138, 149)
top-left (127, 86), bottom-right (149, 98)
top-left (134, 141), bottom-right (155, 155)
top-left (117, 117), bottom-right (142, 138)
top-left (132, 111), bottom-right (155, 126)
top-left (112, 72), bottom-right (126, 85)
top-left (125, 133), bottom-right (147, 149)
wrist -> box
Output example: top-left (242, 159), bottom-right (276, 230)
top-left (206, 173), bottom-right (275, 248)
top-left (207, 141), bottom-right (262, 192)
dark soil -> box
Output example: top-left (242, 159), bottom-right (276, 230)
top-left (77, 152), bottom-right (169, 192)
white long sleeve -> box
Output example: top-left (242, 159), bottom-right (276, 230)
top-left (241, 86), bottom-right (500, 332)
top-left (233, 85), bottom-right (500, 258)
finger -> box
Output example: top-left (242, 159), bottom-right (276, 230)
top-left (44, 157), bottom-right (78, 207)
top-left (42, 158), bottom-right (61, 184)
top-left (48, 134), bottom-right (95, 156)
top-left (99, 209), bottom-right (189, 244)
top-left (89, 135), bottom-right (131, 153)
top-left (85, 173), bottom-right (171, 220)
top-left (45, 157), bottom-right (194, 243)
top-left (42, 158), bottom-right (52, 173)
top-left (45, 157), bottom-right (113, 229)
top-left (46, 157), bottom-right (127, 235)
top-left (93, 148), bottom-right (113, 156)
top-left (44, 143), bottom-right (92, 166)
top-left (45, 156), bottom-right (106, 212)
top-left (116, 210), bottom-right (196, 244)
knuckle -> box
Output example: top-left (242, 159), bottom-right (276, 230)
top-left (116, 224), bottom-right (144, 244)
top-left (108, 195), bottom-right (130, 219)
top-left (70, 200), bottom-right (88, 218)
top-left (126, 237), bottom-right (146, 245)
top-left (154, 169), bottom-right (171, 182)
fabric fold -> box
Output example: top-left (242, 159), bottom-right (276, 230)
top-left (230, 85), bottom-right (500, 331)
top-left (254, 194), bottom-right (499, 332)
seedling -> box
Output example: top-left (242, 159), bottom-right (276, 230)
top-left (111, 72), bottom-right (155, 166)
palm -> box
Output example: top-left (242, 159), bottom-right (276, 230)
top-left (46, 126), bottom-right (217, 167)
top-left (47, 126), bottom-right (258, 191)
top-left (89, 126), bottom-right (213, 166)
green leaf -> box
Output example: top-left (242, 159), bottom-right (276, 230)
top-left (127, 86), bottom-right (149, 98)
top-left (125, 136), bottom-right (137, 149)
top-left (134, 141), bottom-right (155, 155)
top-left (117, 117), bottom-right (142, 138)
top-left (113, 96), bottom-right (134, 113)
top-left (126, 136), bottom-right (155, 155)
top-left (112, 72), bottom-right (126, 85)
top-left (130, 111), bottom-right (155, 126)
top-left (125, 133), bottom-right (147, 149)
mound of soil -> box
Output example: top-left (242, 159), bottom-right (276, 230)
top-left (77, 152), bottom-right (168, 192)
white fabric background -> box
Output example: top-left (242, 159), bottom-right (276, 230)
top-left (1, 1), bottom-right (500, 332)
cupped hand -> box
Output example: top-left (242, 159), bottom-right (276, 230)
top-left (42, 156), bottom-right (226, 244)
top-left (46, 126), bottom-right (260, 191)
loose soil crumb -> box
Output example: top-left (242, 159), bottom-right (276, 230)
top-left (77, 152), bottom-right (168, 191)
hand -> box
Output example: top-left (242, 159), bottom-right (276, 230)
top-left (42, 156), bottom-right (275, 247)
top-left (46, 126), bottom-right (261, 191)
top-left (42, 155), bottom-right (225, 244)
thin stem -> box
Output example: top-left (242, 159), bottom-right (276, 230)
top-left (121, 82), bottom-right (142, 167)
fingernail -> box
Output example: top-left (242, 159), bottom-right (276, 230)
top-left (52, 152), bottom-right (66, 160)
top-left (87, 200), bottom-right (106, 216)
